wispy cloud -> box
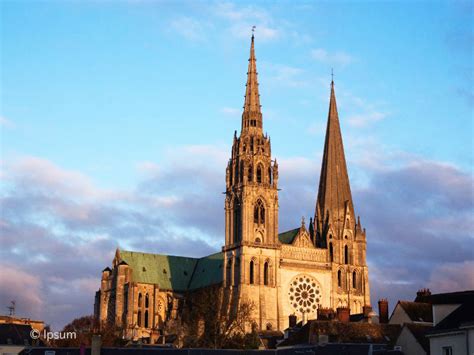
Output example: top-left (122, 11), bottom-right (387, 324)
top-left (220, 107), bottom-right (241, 117)
top-left (337, 90), bottom-right (391, 128)
top-left (169, 16), bottom-right (211, 42)
top-left (263, 63), bottom-right (309, 87)
top-left (311, 48), bottom-right (353, 67)
top-left (213, 2), bottom-right (280, 41)
top-left (347, 111), bottom-right (389, 127)
top-left (0, 116), bottom-right (14, 128)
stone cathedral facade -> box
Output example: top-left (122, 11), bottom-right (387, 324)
top-left (94, 35), bottom-right (371, 343)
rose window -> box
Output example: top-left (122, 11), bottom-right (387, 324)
top-left (288, 275), bottom-right (321, 313)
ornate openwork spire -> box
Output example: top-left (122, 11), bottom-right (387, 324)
top-left (315, 80), bottom-right (355, 240)
top-left (241, 33), bottom-right (262, 133)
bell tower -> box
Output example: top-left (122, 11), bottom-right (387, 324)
top-left (222, 34), bottom-right (281, 331)
top-left (224, 33), bottom-right (279, 249)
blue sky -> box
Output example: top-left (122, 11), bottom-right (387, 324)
top-left (1, 1), bottom-right (473, 330)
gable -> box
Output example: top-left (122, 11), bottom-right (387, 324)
top-left (396, 325), bottom-right (429, 355)
top-left (399, 301), bottom-right (433, 323)
top-left (389, 303), bottom-right (412, 325)
top-left (291, 229), bottom-right (314, 248)
top-left (278, 228), bottom-right (299, 244)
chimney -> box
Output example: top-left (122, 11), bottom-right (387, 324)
top-left (336, 307), bottom-right (350, 323)
top-left (317, 308), bottom-right (336, 321)
top-left (363, 305), bottom-right (373, 318)
top-left (289, 314), bottom-right (297, 328)
top-left (416, 288), bottom-right (431, 300)
top-left (378, 299), bottom-right (389, 324)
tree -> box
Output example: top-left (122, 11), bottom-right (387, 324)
top-left (53, 315), bottom-right (125, 347)
top-left (181, 286), bottom-right (258, 349)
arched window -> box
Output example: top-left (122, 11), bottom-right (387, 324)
top-left (234, 200), bottom-right (241, 243)
top-left (264, 262), bottom-right (269, 285)
top-left (138, 293), bottom-right (142, 308)
top-left (329, 243), bottom-right (334, 262)
top-left (248, 165), bottom-right (253, 182)
top-left (352, 271), bottom-right (357, 289)
top-left (240, 163), bottom-right (244, 183)
top-left (249, 260), bottom-right (254, 284)
top-left (254, 199), bottom-right (265, 225)
top-left (344, 245), bottom-right (349, 264)
top-left (137, 310), bottom-right (142, 327)
top-left (338, 270), bottom-right (342, 288)
top-left (145, 294), bottom-right (149, 308)
top-left (144, 310), bottom-right (149, 328)
top-left (234, 257), bottom-right (240, 286)
top-left (256, 164), bottom-right (263, 183)
top-left (268, 167), bottom-right (272, 184)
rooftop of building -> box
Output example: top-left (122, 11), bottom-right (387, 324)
top-left (279, 320), bottom-right (402, 348)
top-left (414, 289), bottom-right (474, 305)
top-left (396, 301), bottom-right (433, 323)
top-left (402, 323), bottom-right (432, 353)
top-left (0, 323), bottom-right (43, 346)
top-left (428, 301), bottom-right (474, 336)
top-left (117, 249), bottom-right (224, 292)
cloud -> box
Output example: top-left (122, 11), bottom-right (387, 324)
top-left (355, 158), bottom-right (474, 309)
top-left (213, 2), bottom-right (280, 41)
top-left (169, 16), bottom-right (211, 42)
top-left (347, 111), bottom-right (389, 127)
top-left (0, 116), bottom-right (14, 128)
top-left (0, 264), bottom-right (43, 320)
top-left (263, 63), bottom-right (309, 88)
top-left (166, 2), bottom-right (312, 44)
top-left (220, 107), bottom-right (241, 117)
top-left (427, 261), bottom-right (474, 292)
top-left (336, 89), bottom-right (391, 128)
top-left (1, 151), bottom-right (223, 329)
top-left (311, 48), bottom-right (353, 67)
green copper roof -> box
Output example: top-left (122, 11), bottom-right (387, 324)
top-left (278, 228), bottom-right (299, 244)
top-left (188, 252), bottom-right (224, 290)
top-left (119, 250), bottom-right (197, 291)
top-left (119, 250), bottom-right (223, 292)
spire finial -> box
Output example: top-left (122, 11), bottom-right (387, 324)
top-left (252, 25), bottom-right (256, 38)
top-left (331, 68), bottom-right (334, 86)
top-left (241, 25), bottom-right (262, 132)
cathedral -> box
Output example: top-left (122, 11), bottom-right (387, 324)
top-left (94, 34), bottom-right (371, 343)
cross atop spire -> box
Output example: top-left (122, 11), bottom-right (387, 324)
top-left (241, 31), bottom-right (263, 133)
top-left (315, 80), bottom-right (355, 240)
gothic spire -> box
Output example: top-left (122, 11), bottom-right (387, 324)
top-left (315, 80), bottom-right (355, 238)
top-left (241, 34), bottom-right (263, 133)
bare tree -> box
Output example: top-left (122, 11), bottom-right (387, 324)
top-left (181, 286), bottom-right (259, 349)
top-left (53, 315), bottom-right (125, 347)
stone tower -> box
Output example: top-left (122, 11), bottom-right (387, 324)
top-left (313, 80), bottom-right (371, 311)
top-left (223, 34), bottom-right (280, 330)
